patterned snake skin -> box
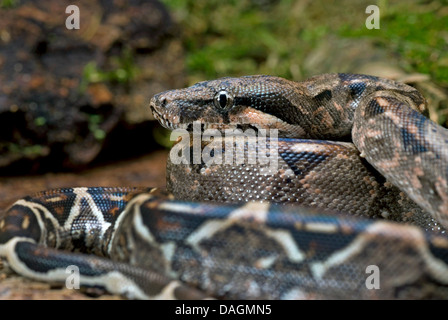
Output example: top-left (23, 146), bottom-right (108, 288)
top-left (1, 73), bottom-right (448, 299)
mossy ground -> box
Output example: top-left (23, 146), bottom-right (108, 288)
top-left (162, 0), bottom-right (447, 82)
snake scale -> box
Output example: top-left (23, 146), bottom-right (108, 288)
top-left (1, 73), bottom-right (448, 299)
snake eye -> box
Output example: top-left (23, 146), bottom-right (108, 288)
top-left (214, 90), bottom-right (234, 109)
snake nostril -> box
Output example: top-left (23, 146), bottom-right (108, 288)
top-left (152, 94), bottom-right (168, 108)
top-left (160, 97), bottom-right (167, 108)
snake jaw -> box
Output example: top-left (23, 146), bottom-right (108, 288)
top-left (150, 87), bottom-right (218, 130)
top-left (150, 96), bottom-right (180, 130)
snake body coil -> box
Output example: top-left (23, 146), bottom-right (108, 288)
top-left (1, 73), bottom-right (448, 299)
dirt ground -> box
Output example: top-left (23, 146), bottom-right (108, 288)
top-left (0, 150), bottom-right (169, 300)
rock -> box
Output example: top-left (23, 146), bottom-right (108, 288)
top-left (0, 0), bottom-right (185, 173)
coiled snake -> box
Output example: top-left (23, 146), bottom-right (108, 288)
top-left (1, 73), bottom-right (448, 299)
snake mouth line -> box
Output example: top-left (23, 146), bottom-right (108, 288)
top-left (150, 105), bottom-right (186, 130)
top-left (151, 104), bottom-right (263, 134)
top-left (182, 123), bottom-right (263, 134)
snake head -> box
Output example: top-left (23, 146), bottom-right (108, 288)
top-left (149, 75), bottom-right (308, 137)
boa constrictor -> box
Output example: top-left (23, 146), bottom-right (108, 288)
top-left (1, 73), bottom-right (448, 299)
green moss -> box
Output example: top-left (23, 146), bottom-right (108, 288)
top-left (0, 0), bottom-right (18, 9)
top-left (80, 49), bottom-right (138, 91)
top-left (162, 0), bottom-right (446, 85)
top-left (22, 145), bottom-right (45, 156)
top-left (86, 114), bottom-right (106, 141)
top-left (339, 3), bottom-right (448, 84)
top-left (152, 126), bottom-right (176, 148)
top-left (162, 0), bottom-right (312, 81)
top-left (4, 143), bottom-right (46, 156)
top-left (34, 116), bottom-right (47, 127)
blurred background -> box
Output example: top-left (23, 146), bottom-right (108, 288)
top-left (0, 0), bottom-right (446, 299)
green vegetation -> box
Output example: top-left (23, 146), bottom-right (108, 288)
top-left (162, 0), bottom-right (315, 82)
top-left (0, 0), bottom-right (17, 9)
top-left (5, 143), bottom-right (46, 157)
top-left (153, 126), bottom-right (175, 149)
top-left (86, 114), bottom-right (106, 141)
top-left (340, 3), bottom-right (448, 84)
top-left (161, 0), bottom-right (447, 85)
top-left (34, 116), bottom-right (47, 127)
top-left (80, 49), bottom-right (138, 91)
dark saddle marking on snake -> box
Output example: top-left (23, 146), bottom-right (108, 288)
top-left (1, 73), bottom-right (448, 299)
